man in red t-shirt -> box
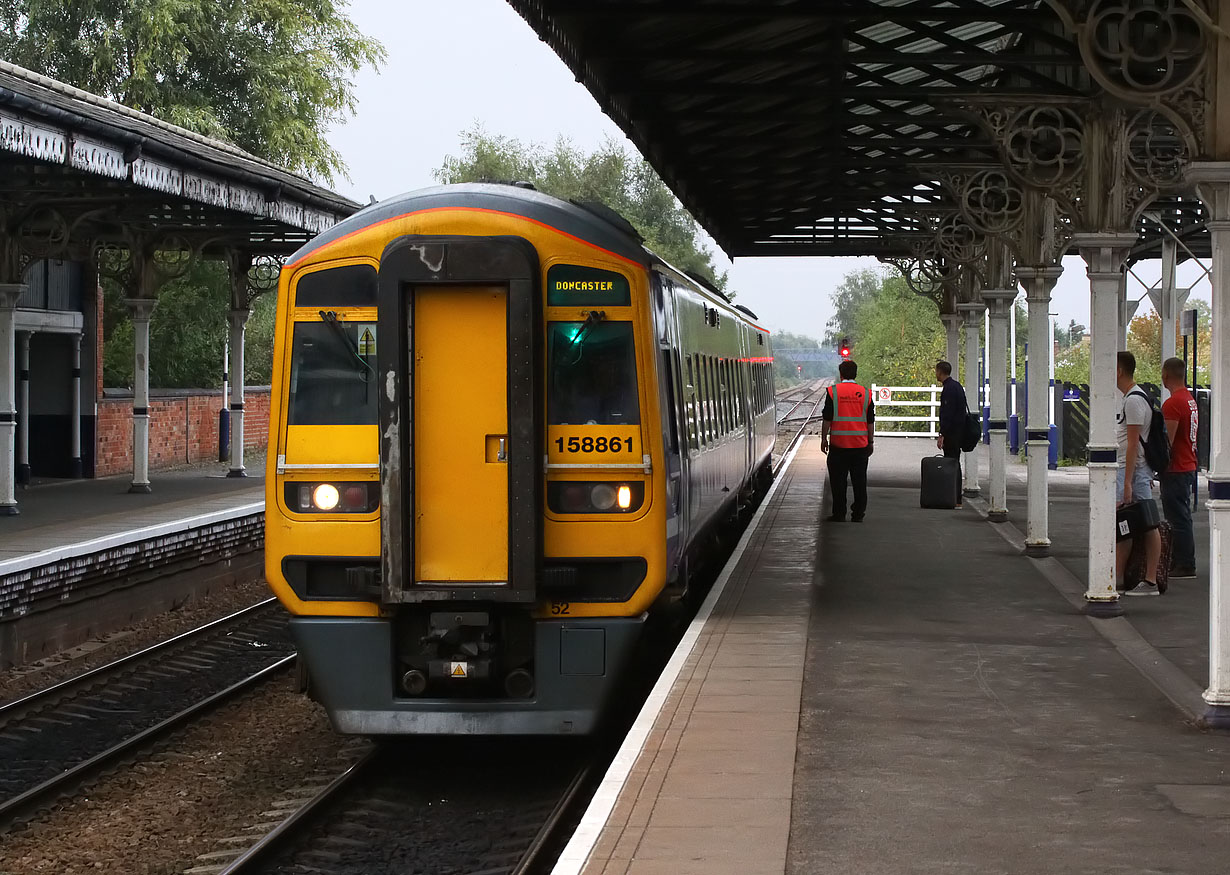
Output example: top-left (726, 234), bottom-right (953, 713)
top-left (1160, 357), bottom-right (1199, 578)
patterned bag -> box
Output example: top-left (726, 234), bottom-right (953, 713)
top-left (1122, 520), bottom-right (1173, 594)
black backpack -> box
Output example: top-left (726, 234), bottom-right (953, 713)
top-left (1128, 388), bottom-right (1170, 473)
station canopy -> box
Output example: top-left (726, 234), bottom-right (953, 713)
top-left (0, 60), bottom-right (357, 258)
top-left (507, 0), bottom-right (1208, 262)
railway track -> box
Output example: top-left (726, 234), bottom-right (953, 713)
top-left (0, 598), bottom-right (295, 826)
top-left (775, 378), bottom-right (830, 465)
top-left (217, 741), bottom-right (594, 875)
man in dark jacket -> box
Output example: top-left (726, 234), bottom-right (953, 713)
top-left (935, 360), bottom-right (966, 508)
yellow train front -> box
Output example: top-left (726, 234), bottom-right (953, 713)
top-left (265, 183), bottom-right (774, 734)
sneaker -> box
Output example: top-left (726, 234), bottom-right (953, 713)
top-left (1124, 581), bottom-right (1160, 597)
top-left (1169, 566), bottom-right (1197, 579)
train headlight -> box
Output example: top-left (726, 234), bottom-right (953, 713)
top-left (313, 483), bottom-right (340, 511)
top-left (288, 482), bottom-right (379, 514)
top-left (547, 481), bottom-right (644, 514)
top-left (590, 484), bottom-right (617, 511)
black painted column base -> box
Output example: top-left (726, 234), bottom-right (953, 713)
top-left (0, 503), bottom-right (18, 516)
top-left (1024, 542), bottom-right (1050, 558)
top-left (963, 487), bottom-right (980, 497)
top-left (70, 458), bottom-right (83, 478)
top-left (15, 463), bottom-right (30, 485)
top-left (988, 509), bottom-right (1008, 523)
top-left (1084, 598), bottom-right (1124, 619)
top-left (1201, 704), bottom-right (1230, 730)
top-left (128, 483), bottom-right (152, 494)
top-left (226, 468), bottom-right (248, 479)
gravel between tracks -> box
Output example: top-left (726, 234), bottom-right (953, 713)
top-left (0, 576), bottom-right (272, 706)
top-left (0, 681), bottom-right (346, 875)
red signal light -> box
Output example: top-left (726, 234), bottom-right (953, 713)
top-left (840, 347), bottom-right (850, 357)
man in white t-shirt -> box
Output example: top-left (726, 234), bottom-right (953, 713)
top-left (1115, 350), bottom-right (1162, 596)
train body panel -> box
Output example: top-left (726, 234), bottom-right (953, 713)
top-left (264, 183), bottom-right (772, 734)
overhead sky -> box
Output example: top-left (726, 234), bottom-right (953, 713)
top-left (326, 0), bottom-right (1211, 342)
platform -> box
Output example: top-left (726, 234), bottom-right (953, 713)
top-left (0, 464), bottom-right (263, 563)
top-left (0, 464), bottom-right (265, 667)
top-left (557, 437), bottom-right (1230, 875)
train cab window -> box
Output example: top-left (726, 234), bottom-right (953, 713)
top-left (294, 264), bottom-right (377, 307)
top-left (547, 320), bottom-right (640, 425)
top-left (287, 321), bottom-right (378, 425)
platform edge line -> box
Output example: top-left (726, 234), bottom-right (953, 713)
top-left (550, 438), bottom-right (808, 875)
top-left (0, 501), bottom-right (265, 577)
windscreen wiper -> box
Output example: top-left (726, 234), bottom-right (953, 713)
top-left (319, 310), bottom-right (375, 380)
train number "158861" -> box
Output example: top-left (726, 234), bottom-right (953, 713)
top-left (554, 436), bottom-right (629, 454)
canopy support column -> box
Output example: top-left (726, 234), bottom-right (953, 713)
top-left (1189, 164), bottom-right (1230, 727)
top-left (1075, 233), bottom-right (1136, 618)
top-left (70, 332), bottom-right (82, 478)
top-left (0, 285), bottom-right (21, 515)
top-left (1018, 266), bottom-right (1062, 555)
top-left (125, 298), bottom-right (156, 494)
top-left (227, 307), bottom-right (250, 478)
top-left (983, 289), bottom-right (1015, 522)
top-left (942, 312), bottom-right (961, 370)
top-left (15, 330), bottom-right (29, 485)
top-left (958, 301), bottom-right (984, 497)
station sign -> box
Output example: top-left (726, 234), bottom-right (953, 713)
top-left (1063, 387), bottom-right (1081, 401)
top-left (877, 387), bottom-right (892, 403)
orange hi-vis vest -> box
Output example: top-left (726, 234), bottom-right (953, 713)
top-left (828, 382), bottom-right (870, 449)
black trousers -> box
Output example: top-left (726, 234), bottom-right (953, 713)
top-left (827, 446), bottom-right (870, 518)
top-left (941, 432), bottom-right (963, 503)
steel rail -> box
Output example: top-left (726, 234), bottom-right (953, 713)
top-left (219, 747), bottom-right (380, 874)
top-left (0, 654), bottom-right (295, 825)
top-left (510, 763), bottom-right (595, 875)
top-left (0, 597), bottom-right (279, 720)
top-left (774, 381), bottom-right (829, 475)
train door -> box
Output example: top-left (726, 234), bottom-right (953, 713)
top-left (376, 236), bottom-right (543, 604)
top-left (652, 273), bottom-right (687, 580)
top-left (414, 286), bottom-right (508, 583)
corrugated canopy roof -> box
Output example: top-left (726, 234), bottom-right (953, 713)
top-left (506, 0), bottom-right (1208, 261)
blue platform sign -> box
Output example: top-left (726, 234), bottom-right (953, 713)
top-left (1063, 387), bottom-right (1081, 401)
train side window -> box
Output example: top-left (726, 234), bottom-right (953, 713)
top-left (685, 355), bottom-right (697, 450)
top-left (707, 356), bottom-right (717, 440)
top-left (721, 360), bottom-right (730, 434)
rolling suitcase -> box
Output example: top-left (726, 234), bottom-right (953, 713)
top-left (921, 455), bottom-right (960, 509)
top-left (1122, 519), bottom-right (1173, 594)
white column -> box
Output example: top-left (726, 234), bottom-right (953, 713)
top-left (125, 298), bottom-right (156, 494)
top-left (958, 301), bottom-right (985, 496)
top-left (1009, 298), bottom-right (1019, 453)
top-left (227, 307), bottom-right (250, 477)
top-left (942, 312), bottom-right (961, 370)
top-left (16, 330), bottom-right (30, 485)
top-left (1074, 233), bottom-right (1137, 618)
top-left (70, 332), bottom-right (82, 477)
top-left (1147, 237), bottom-right (1190, 402)
top-left (0, 284), bottom-right (22, 514)
top-left (1017, 267), bottom-right (1063, 554)
top-left (1189, 164), bottom-right (1230, 726)
top-left (983, 289), bottom-right (1015, 522)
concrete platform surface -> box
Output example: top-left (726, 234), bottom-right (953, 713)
top-left (560, 437), bottom-right (1230, 875)
top-left (0, 463), bottom-right (264, 562)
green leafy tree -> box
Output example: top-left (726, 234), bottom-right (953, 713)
top-left (0, 0), bottom-right (385, 182)
top-left (822, 268), bottom-right (882, 347)
top-left (435, 126), bottom-right (728, 289)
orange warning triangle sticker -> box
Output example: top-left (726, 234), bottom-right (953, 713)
top-left (450, 663), bottom-right (467, 677)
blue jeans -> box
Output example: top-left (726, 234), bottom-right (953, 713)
top-left (1160, 471), bottom-right (1197, 570)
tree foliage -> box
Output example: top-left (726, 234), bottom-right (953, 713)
top-left (435, 126), bottom-right (728, 289)
top-left (822, 268), bottom-right (881, 347)
top-left (101, 261), bottom-right (277, 389)
top-left (848, 274), bottom-right (946, 391)
top-left (0, 0), bottom-right (384, 181)
top-left (1056, 298), bottom-right (1211, 386)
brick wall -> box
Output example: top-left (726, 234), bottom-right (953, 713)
top-left (95, 387), bottom-right (271, 477)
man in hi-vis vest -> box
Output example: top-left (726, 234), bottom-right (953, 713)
top-left (820, 359), bottom-right (875, 522)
